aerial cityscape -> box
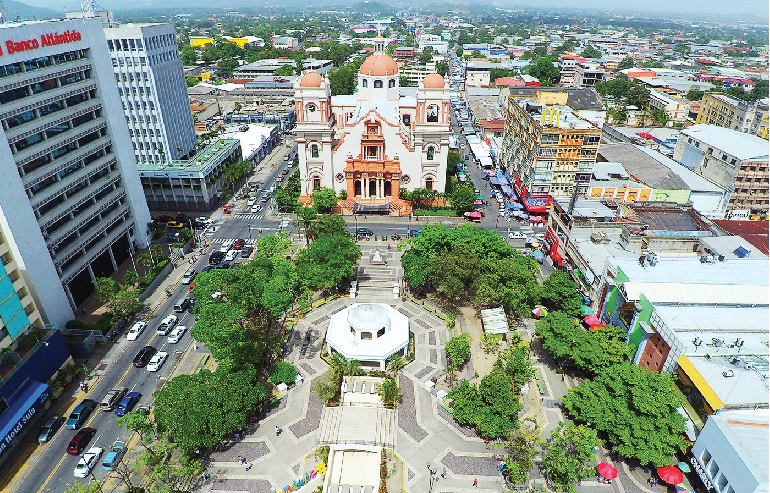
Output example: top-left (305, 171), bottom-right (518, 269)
top-left (0, 2), bottom-right (766, 493)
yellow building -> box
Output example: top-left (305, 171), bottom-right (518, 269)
top-left (501, 90), bottom-right (602, 197)
top-left (696, 92), bottom-right (769, 140)
top-left (189, 36), bottom-right (214, 48)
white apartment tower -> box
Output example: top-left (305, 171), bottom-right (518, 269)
top-left (0, 18), bottom-right (151, 328)
top-left (103, 23), bottom-right (196, 163)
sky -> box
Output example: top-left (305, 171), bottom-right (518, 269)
top-left (507, 0), bottom-right (769, 20)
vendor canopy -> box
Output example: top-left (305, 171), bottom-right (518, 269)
top-left (480, 307), bottom-right (508, 334)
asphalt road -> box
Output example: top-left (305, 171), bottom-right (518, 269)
top-left (16, 276), bottom-right (199, 493)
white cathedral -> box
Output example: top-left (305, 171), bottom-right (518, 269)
top-left (293, 37), bottom-right (451, 215)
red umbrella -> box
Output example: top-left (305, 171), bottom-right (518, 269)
top-left (583, 315), bottom-right (601, 326)
top-left (597, 462), bottom-right (618, 480)
top-left (657, 466), bottom-right (684, 485)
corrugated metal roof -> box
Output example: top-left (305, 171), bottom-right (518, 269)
top-left (597, 143), bottom-right (690, 190)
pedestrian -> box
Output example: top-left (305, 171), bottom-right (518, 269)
top-left (237, 455), bottom-right (245, 464)
top-left (275, 425), bottom-right (280, 436)
top-left (235, 432), bottom-right (241, 442)
top-left (441, 467), bottom-right (446, 478)
top-left (81, 308), bottom-right (87, 315)
top-left (473, 478), bottom-right (478, 487)
top-left (484, 436), bottom-right (489, 449)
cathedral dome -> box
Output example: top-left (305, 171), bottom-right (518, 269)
top-left (422, 72), bottom-right (446, 89)
top-left (299, 71), bottom-right (323, 88)
top-left (359, 53), bottom-right (398, 77)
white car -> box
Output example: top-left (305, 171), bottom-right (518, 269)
top-left (146, 352), bottom-right (169, 372)
top-left (156, 315), bottom-right (178, 336)
top-left (74, 446), bottom-right (104, 478)
top-left (508, 231), bottom-right (527, 239)
top-left (224, 250), bottom-right (238, 262)
top-left (126, 321), bottom-right (146, 341)
top-left (247, 197), bottom-right (257, 206)
top-left (219, 240), bottom-right (234, 252)
top-left (251, 205), bottom-right (260, 213)
top-left (167, 326), bottom-right (187, 344)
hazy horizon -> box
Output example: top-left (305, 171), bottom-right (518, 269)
top-left (14, 0), bottom-right (770, 22)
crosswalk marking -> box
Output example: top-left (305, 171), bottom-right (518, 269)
top-left (233, 213), bottom-right (265, 220)
top-left (209, 238), bottom-right (259, 245)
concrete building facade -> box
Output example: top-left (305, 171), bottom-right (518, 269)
top-left (0, 18), bottom-right (151, 327)
top-left (500, 90), bottom-right (601, 197)
top-left (696, 92), bottom-right (769, 140)
top-left (104, 23), bottom-right (197, 164)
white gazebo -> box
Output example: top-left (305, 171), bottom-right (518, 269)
top-left (326, 303), bottom-right (410, 370)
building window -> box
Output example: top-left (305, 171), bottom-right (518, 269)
top-left (311, 144), bottom-right (319, 159)
top-left (426, 104), bottom-right (439, 122)
top-left (388, 79), bottom-right (395, 88)
top-left (426, 146), bottom-right (435, 160)
top-left (426, 178), bottom-right (433, 190)
top-left (362, 79), bottom-right (368, 88)
top-left (374, 80), bottom-right (383, 88)
top-left (402, 114), bottom-right (411, 126)
top-left (313, 177), bottom-right (321, 190)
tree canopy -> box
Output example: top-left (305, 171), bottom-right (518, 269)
top-left (524, 57), bottom-right (560, 86)
top-left (562, 363), bottom-right (688, 465)
top-left (297, 233), bottom-right (361, 290)
top-left (448, 366), bottom-right (522, 438)
top-left (311, 187), bottom-right (339, 213)
top-left (542, 423), bottom-right (598, 493)
top-left (580, 45), bottom-right (602, 59)
top-left (540, 270), bottom-right (582, 317)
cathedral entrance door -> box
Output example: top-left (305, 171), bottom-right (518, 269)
top-left (369, 179), bottom-right (377, 198)
top-left (384, 181), bottom-right (392, 197)
top-left (354, 180), bottom-right (362, 197)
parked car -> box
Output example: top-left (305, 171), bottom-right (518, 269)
top-left (166, 221), bottom-right (185, 229)
top-left (133, 346), bottom-right (157, 368)
top-left (356, 228), bottom-right (374, 237)
top-left (156, 315), bottom-right (178, 336)
top-left (260, 195), bottom-right (270, 203)
top-left (246, 197), bottom-right (257, 206)
top-left (250, 205), bottom-right (260, 213)
top-left (241, 246), bottom-right (254, 258)
top-left (74, 446), bottom-right (103, 478)
top-left (38, 415), bottom-right (64, 443)
top-left (167, 326), bottom-right (187, 344)
top-left (66, 427), bottom-right (96, 455)
top-left (114, 392), bottom-right (141, 417)
top-left (146, 352), bottom-right (169, 372)
top-left (101, 440), bottom-right (126, 471)
top-left (209, 251), bottom-right (225, 265)
top-left (534, 233), bottom-right (546, 240)
top-left (99, 387), bottom-right (128, 411)
top-left (181, 268), bottom-right (197, 285)
top-left (126, 321), bottom-right (146, 341)
top-left (232, 238), bottom-right (245, 250)
top-left (224, 250), bottom-right (238, 262)
top-left (65, 400), bottom-right (97, 430)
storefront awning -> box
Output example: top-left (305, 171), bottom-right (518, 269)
top-left (353, 203), bottom-right (390, 214)
top-left (677, 355), bottom-right (724, 411)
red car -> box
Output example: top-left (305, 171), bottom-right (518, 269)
top-left (67, 427), bottom-right (96, 455)
top-left (232, 239), bottom-right (245, 250)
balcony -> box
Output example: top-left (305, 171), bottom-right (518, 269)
top-left (22, 139), bottom-right (110, 188)
top-left (6, 101), bottom-right (100, 144)
top-left (46, 185), bottom-right (124, 249)
top-left (59, 216), bottom-right (133, 284)
top-left (31, 153), bottom-right (113, 210)
top-left (0, 79), bottom-right (96, 121)
top-left (13, 118), bottom-right (106, 167)
top-left (54, 203), bottom-right (130, 269)
top-left (39, 172), bottom-right (121, 229)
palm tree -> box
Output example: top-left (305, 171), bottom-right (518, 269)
top-left (377, 378), bottom-right (401, 409)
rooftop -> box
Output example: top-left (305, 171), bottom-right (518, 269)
top-left (507, 87), bottom-right (604, 111)
top-left (136, 139), bottom-right (240, 175)
top-left (626, 203), bottom-right (709, 233)
top-left (635, 146), bottom-right (725, 193)
top-left (612, 256), bottom-right (769, 287)
top-left (517, 99), bottom-right (596, 130)
top-left (597, 143), bottom-right (689, 190)
top-left (681, 125), bottom-right (769, 161)
top-left (710, 409), bottom-right (769, 484)
top-left (713, 220), bottom-right (770, 255)
top-left (684, 355), bottom-right (769, 407)
top-left (654, 305), bottom-right (770, 334)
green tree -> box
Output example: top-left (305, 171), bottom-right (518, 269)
top-left (498, 337), bottom-right (535, 393)
top-left (524, 57), bottom-right (560, 86)
top-left (581, 45), bottom-right (602, 59)
top-left (269, 361), bottom-right (298, 384)
top-left (445, 333), bottom-right (471, 369)
top-left (686, 88), bottom-right (705, 101)
top-left (314, 215), bottom-right (348, 237)
top-left (418, 46), bottom-right (435, 65)
top-left (542, 423), bottom-right (598, 493)
top-left (154, 368), bottom-right (268, 456)
top-left (562, 363), bottom-right (688, 465)
top-left (447, 149), bottom-right (463, 170)
top-left (93, 277), bottom-right (141, 321)
top-left (181, 45), bottom-right (197, 65)
top-left (652, 109), bottom-right (670, 126)
top-left (447, 183), bottom-right (478, 213)
top-left (503, 424), bottom-right (541, 485)
top-left (448, 367), bottom-right (521, 438)
top-left (297, 233), bottom-right (361, 289)
top-left (298, 206), bottom-right (318, 242)
top-left (184, 75), bottom-right (199, 87)
top-left (273, 64), bottom-right (294, 76)
top-left (311, 187), bottom-right (339, 213)
top-left (617, 57), bottom-right (635, 70)
top-left (327, 64), bottom-right (356, 95)
top-left (540, 270), bottom-right (582, 317)
top-left (435, 60), bottom-right (449, 77)
top-left (377, 377), bottom-right (401, 408)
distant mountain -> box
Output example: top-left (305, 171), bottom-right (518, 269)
top-left (0, 0), bottom-right (60, 21)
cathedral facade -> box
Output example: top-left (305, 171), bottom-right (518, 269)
top-left (293, 38), bottom-right (450, 214)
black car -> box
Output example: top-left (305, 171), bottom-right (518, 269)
top-left (215, 262), bottom-right (232, 269)
top-left (241, 246), bottom-right (254, 258)
top-left (38, 415), bottom-right (64, 443)
top-left (65, 400), bottom-right (97, 430)
top-left (201, 266), bottom-right (214, 273)
top-left (356, 228), bottom-right (374, 237)
top-left (133, 346), bottom-right (158, 368)
top-left (209, 251), bottom-right (225, 265)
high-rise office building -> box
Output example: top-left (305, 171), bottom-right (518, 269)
top-left (0, 18), bottom-right (151, 328)
top-left (103, 23), bottom-right (196, 164)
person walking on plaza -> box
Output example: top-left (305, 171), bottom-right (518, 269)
top-left (473, 478), bottom-right (478, 487)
